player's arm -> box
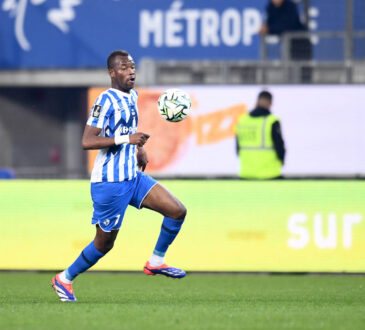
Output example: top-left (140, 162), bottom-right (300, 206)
top-left (235, 136), bottom-right (240, 155)
top-left (271, 121), bottom-right (285, 164)
top-left (82, 125), bottom-right (150, 150)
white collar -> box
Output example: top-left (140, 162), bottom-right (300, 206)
top-left (109, 88), bottom-right (132, 97)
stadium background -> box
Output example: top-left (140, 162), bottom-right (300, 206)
top-left (0, 0), bottom-right (364, 273)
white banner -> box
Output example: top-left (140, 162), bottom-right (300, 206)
top-left (88, 86), bottom-right (365, 177)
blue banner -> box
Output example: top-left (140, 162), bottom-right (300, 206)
top-left (0, 0), bottom-right (363, 69)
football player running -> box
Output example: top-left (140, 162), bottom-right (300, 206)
top-left (52, 50), bottom-right (186, 302)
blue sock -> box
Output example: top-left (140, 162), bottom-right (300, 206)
top-left (153, 217), bottom-right (184, 257)
top-left (65, 241), bottom-right (104, 281)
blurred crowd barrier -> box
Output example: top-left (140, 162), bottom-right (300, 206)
top-left (1, 180), bottom-right (364, 272)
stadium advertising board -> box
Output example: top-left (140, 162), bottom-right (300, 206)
top-left (88, 85), bottom-right (365, 177)
top-left (1, 0), bottom-right (364, 68)
top-left (0, 180), bottom-right (364, 272)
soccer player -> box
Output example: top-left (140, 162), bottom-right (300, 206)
top-left (52, 50), bottom-right (187, 302)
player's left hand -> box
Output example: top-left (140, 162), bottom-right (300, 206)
top-left (137, 147), bottom-right (149, 172)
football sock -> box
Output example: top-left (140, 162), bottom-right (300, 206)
top-left (149, 254), bottom-right (165, 267)
top-left (59, 271), bottom-right (73, 284)
top-left (65, 241), bottom-right (104, 281)
top-left (152, 217), bottom-right (184, 262)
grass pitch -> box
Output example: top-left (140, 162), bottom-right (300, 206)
top-left (0, 273), bottom-right (364, 330)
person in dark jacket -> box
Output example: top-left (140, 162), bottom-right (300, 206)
top-left (260, 0), bottom-right (312, 81)
top-left (260, 0), bottom-right (306, 36)
top-left (235, 91), bottom-right (285, 179)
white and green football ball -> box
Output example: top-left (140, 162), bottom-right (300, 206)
top-left (157, 88), bottom-right (191, 122)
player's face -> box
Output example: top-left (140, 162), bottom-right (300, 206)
top-left (110, 55), bottom-right (136, 92)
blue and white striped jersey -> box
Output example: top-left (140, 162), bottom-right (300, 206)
top-left (87, 88), bottom-right (139, 182)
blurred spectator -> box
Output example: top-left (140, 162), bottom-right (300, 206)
top-left (235, 91), bottom-right (285, 179)
top-left (260, 0), bottom-right (305, 37)
top-left (260, 0), bottom-right (312, 81)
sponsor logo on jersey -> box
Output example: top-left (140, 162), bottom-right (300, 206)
top-left (120, 126), bottom-right (137, 134)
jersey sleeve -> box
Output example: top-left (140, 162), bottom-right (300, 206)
top-left (86, 93), bottom-right (111, 129)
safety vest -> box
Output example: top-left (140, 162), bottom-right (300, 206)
top-left (236, 113), bottom-right (282, 179)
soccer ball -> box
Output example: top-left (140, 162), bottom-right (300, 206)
top-left (157, 88), bottom-right (191, 122)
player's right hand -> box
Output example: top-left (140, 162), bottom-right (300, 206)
top-left (129, 132), bottom-right (150, 147)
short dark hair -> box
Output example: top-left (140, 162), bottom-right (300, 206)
top-left (107, 50), bottom-right (130, 69)
top-left (258, 91), bottom-right (272, 102)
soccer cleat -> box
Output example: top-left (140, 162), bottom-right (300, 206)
top-left (143, 261), bottom-right (186, 278)
top-left (51, 273), bottom-right (77, 302)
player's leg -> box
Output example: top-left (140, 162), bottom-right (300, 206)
top-left (52, 181), bottom-right (133, 301)
top-left (142, 183), bottom-right (187, 219)
top-left (141, 183), bottom-right (187, 278)
top-left (65, 226), bottom-right (119, 279)
top-left (94, 225), bottom-right (119, 254)
top-left (59, 181), bottom-right (126, 282)
top-left (52, 226), bottom-right (119, 302)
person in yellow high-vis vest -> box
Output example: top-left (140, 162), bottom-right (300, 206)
top-left (235, 91), bottom-right (285, 179)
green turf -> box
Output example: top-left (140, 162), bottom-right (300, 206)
top-left (0, 273), bottom-right (364, 330)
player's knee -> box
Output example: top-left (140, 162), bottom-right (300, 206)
top-left (103, 240), bottom-right (115, 254)
top-left (95, 238), bottom-right (115, 254)
top-left (170, 202), bottom-right (187, 220)
top-left (98, 241), bottom-right (114, 254)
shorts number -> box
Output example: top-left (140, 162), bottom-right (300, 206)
top-left (114, 214), bottom-right (121, 226)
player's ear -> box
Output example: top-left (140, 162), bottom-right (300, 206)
top-left (109, 68), bottom-right (115, 78)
